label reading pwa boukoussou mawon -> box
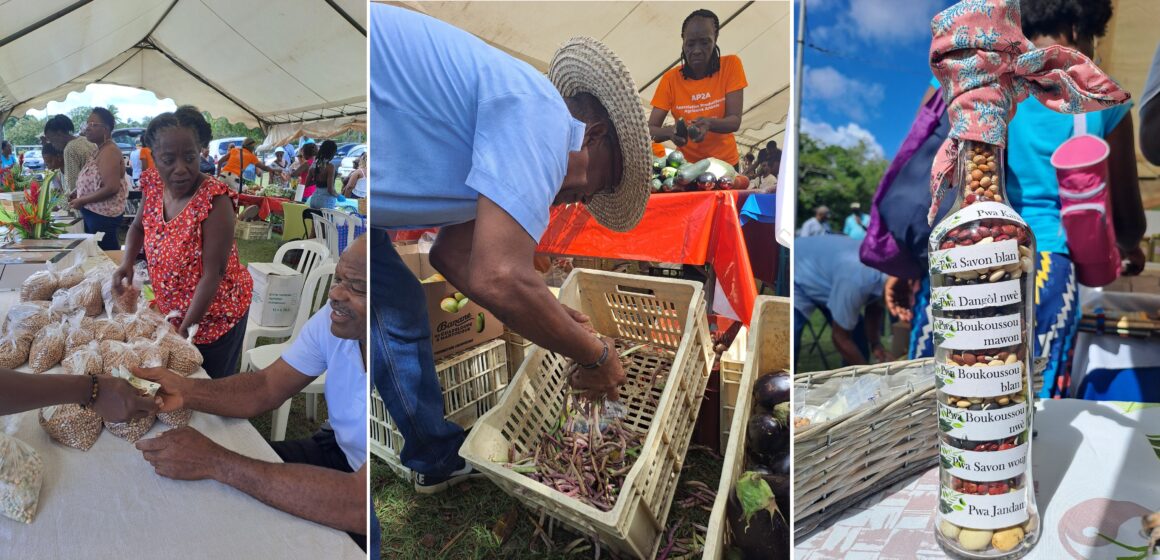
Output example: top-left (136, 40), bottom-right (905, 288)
top-left (938, 402), bottom-right (1029, 441)
top-left (940, 442), bottom-right (1029, 482)
top-left (931, 279), bottom-right (1021, 311)
top-left (933, 313), bottom-right (1022, 350)
top-left (939, 487), bottom-right (1031, 530)
top-left (936, 362), bottom-right (1023, 398)
top-left (930, 239), bottom-right (1020, 275)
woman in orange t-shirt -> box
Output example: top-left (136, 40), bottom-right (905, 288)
top-left (649, 9), bottom-right (748, 166)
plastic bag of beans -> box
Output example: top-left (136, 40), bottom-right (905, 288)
top-left (39, 402), bottom-right (103, 452)
top-left (122, 308), bottom-right (167, 340)
top-left (19, 270), bottom-right (59, 302)
top-left (163, 332), bottom-right (203, 376)
top-left (90, 317), bottom-right (126, 342)
top-left (102, 275), bottom-right (140, 316)
top-left (128, 333), bottom-right (169, 369)
top-left (55, 264), bottom-right (86, 290)
top-left (63, 312), bottom-right (95, 354)
top-left (100, 340), bottom-right (141, 375)
top-left (104, 415), bottom-right (156, 443)
top-left (4, 303), bottom-right (51, 341)
top-left (0, 331), bottom-right (30, 370)
top-left (63, 341), bottom-right (103, 376)
top-left (28, 320), bottom-right (66, 373)
top-left (157, 408), bottom-right (192, 428)
top-left (0, 414), bottom-right (44, 524)
top-left (71, 278), bottom-right (104, 317)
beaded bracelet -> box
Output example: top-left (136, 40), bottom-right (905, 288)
top-left (84, 373), bottom-right (99, 408)
top-left (580, 339), bottom-right (609, 370)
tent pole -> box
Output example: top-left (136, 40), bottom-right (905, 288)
top-left (794, 0), bottom-right (806, 170)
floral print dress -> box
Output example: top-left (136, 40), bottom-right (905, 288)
top-left (139, 168), bottom-right (253, 344)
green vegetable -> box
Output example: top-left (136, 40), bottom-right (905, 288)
top-left (676, 159), bottom-right (712, 184)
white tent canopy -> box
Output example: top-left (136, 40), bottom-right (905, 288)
top-left (0, 0), bottom-right (367, 132)
top-left (393, 1), bottom-right (792, 153)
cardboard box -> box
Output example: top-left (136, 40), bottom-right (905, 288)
top-left (395, 242), bottom-right (504, 360)
top-left (248, 262), bottom-right (305, 327)
top-left (0, 250), bottom-right (72, 291)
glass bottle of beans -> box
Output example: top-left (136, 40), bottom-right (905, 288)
top-left (928, 140), bottom-right (1040, 558)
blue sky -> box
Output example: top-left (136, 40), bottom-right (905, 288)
top-left (799, 0), bottom-right (954, 160)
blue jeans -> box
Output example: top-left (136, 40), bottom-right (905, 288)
top-left (80, 207), bottom-right (120, 250)
top-left (369, 229), bottom-right (466, 476)
top-left (309, 190), bottom-right (338, 209)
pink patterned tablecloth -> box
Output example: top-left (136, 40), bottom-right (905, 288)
top-left (796, 400), bottom-right (1160, 559)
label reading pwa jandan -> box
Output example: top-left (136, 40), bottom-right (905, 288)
top-left (939, 486), bottom-right (1031, 530)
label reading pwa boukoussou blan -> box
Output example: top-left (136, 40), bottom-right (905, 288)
top-left (939, 487), bottom-right (1031, 530)
top-left (938, 402), bottom-right (1029, 441)
top-left (930, 239), bottom-right (1020, 275)
top-left (936, 362), bottom-right (1023, 398)
top-left (933, 313), bottom-right (1022, 350)
top-left (940, 442), bottom-right (1029, 482)
top-left (931, 279), bottom-right (1021, 311)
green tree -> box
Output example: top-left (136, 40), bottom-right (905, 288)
top-left (68, 106), bottom-right (92, 126)
top-left (204, 112), bottom-right (263, 143)
top-left (1, 115), bottom-right (47, 146)
top-left (796, 134), bottom-right (888, 230)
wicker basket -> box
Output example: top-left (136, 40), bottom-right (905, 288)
top-left (369, 339), bottom-right (510, 481)
top-left (460, 270), bottom-right (713, 559)
top-left (704, 296), bottom-right (791, 560)
top-left (792, 359), bottom-right (939, 537)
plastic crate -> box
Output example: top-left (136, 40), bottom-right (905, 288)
top-left (460, 270), bottom-right (713, 559)
top-left (704, 296), bottom-right (791, 560)
top-left (234, 220), bottom-right (270, 240)
top-left (369, 338), bottom-right (510, 480)
top-left (502, 329), bottom-right (535, 373)
top-left (718, 326), bottom-right (748, 455)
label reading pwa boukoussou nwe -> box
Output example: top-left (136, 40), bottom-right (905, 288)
top-left (936, 362), bottom-right (1023, 398)
top-left (939, 486), bottom-right (1031, 530)
top-left (930, 239), bottom-right (1020, 275)
top-left (938, 402), bottom-right (1029, 441)
top-left (933, 313), bottom-right (1022, 350)
top-left (931, 279), bottom-right (1021, 311)
top-left (940, 442), bottom-right (1029, 482)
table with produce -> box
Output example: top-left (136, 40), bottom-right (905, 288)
top-left (0, 251), bottom-right (362, 559)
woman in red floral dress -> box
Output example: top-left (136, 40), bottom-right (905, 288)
top-left (113, 106), bottom-right (253, 378)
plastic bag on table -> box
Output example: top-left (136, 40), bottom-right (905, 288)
top-left (0, 328), bottom-right (30, 370)
top-left (38, 359), bottom-right (103, 451)
top-left (120, 307), bottom-right (168, 340)
top-left (104, 415), bottom-right (155, 443)
top-left (63, 340), bottom-right (103, 377)
top-left (100, 340), bottom-right (141, 375)
top-left (5, 302), bottom-right (52, 344)
top-left (0, 414), bottom-right (44, 524)
top-left (63, 312), bottom-right (95, 354)
top-left (102, 272), bottom-right (140, 316)
top-left (163, 326), bottom-right (202, 377)
top-left (55, 263), bottom-right (86, 290)
top-left (20, 270), bottom-right (59, 302)
top-left (90, 317), bottom-right (126, 342)
top-left (27, 318), bottom-right (66, 373)
top-left (157, 407), bottom-right (192, 428)
top-left (127, 329), bottom-right (170, 369)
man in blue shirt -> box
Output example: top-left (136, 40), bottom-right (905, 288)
top-left (795, 235), bottom-right (889, 369)
top-left (798, 206), bottom-right (832, 237)
top-left (129, 141), bottom-right (143, 184)
top-left (842, 202), bottom-right (870, 240)
top-left (134, 237), bottom-right (369, 551)
top-left (369, 3), bottom-right (651, 496)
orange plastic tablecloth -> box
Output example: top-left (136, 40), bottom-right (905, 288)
top-left (537, 191), bottom-right (758, 325)
top-left (237, 194), bottom-right (290, 219)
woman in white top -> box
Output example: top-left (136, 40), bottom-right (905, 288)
top-left (342, 153), bottom-right (367, 199)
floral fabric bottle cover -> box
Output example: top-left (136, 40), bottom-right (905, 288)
top-left (925, 1), bottom-right (1130, 558)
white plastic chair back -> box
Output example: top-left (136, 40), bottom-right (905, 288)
top-left (312, 216), bottom-right (341, 260)
top-left (293, 261), bottom-right (337, 339)
top-left (273, 239), bottom-right (330, 280)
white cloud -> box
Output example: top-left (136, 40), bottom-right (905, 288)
top-left (807, 0), bottom-right (943, 47)
top-left (801, 117), bottom-right (885, 159)
top-left (25, 84), bottom-right (176, 121)
top-left (803, 65), bottom-right (884, 122)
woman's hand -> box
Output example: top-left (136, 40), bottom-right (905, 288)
top-left (689, 118), bottom-right (711, 142)
top-left (111, 264), bottom-right (133, 296)
top-left (1121, 244), bottom-right (1146, 276)
top-left (68, 197), bottom-right (86, 209)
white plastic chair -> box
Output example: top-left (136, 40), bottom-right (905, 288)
top-left (239, 240), bottom-right (330, 362)
top-left (241, 261), bottom-right (335, 441)
top-left (312, 216), bottom-right (341, 261)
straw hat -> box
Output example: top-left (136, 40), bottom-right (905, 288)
top-left (549, 37), bottom-right (650, 232)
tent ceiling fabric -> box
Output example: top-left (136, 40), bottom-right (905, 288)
top-left (0, 0), bottom-right (367, 129)
top-left (394, 0), bottom-right (791, 152)
top-left (1099, 0), bottom-right (1160, 180)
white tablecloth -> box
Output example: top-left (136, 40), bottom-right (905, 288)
top-left (0, 283), bottom-right (364, 559)
top-left (796, 399), bottom-right (1160, 559)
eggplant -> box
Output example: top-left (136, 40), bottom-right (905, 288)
top-left (674, 119), bottom-right (688, 143)
top-left (695, 172), bottom-right (717, 191)
top-left (747, 402), bottom-right (789, 466)
top-left (716, 176), bottom-right (733, 190)
top-left (753, 373), bottom-right (791, 411)
top-left (726, 471), bottom-right (790, 560)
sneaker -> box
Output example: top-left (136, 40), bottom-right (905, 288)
top-left (414, 463), bottom-right (484, 494)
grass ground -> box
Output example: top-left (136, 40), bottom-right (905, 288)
top-left (372, 446), bottom-right (723, 559)
top-left (796, 309), bottom-right (897, 374)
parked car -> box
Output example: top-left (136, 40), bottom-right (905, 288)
top-left (207, 137), bottom-right (250, 163)
top-left (21, 150), bottom-right (44, 171)
top-left (337, 144), bottom-right (366, 179)
top-left (111, 128), bottom-right (145, 157)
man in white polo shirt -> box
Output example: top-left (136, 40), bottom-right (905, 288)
top-left (133, 236), bottom-right (368, 549)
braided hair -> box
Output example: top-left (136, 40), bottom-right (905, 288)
top-left (680, 9), bottom-right (722, 80)
top-left (307, 140), bottom-right (337, 186)
top-left (143, 105), bottom-right (213, 149)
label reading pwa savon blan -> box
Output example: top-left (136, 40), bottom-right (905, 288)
top-left (930, 239), bottom-right (1020, 275)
